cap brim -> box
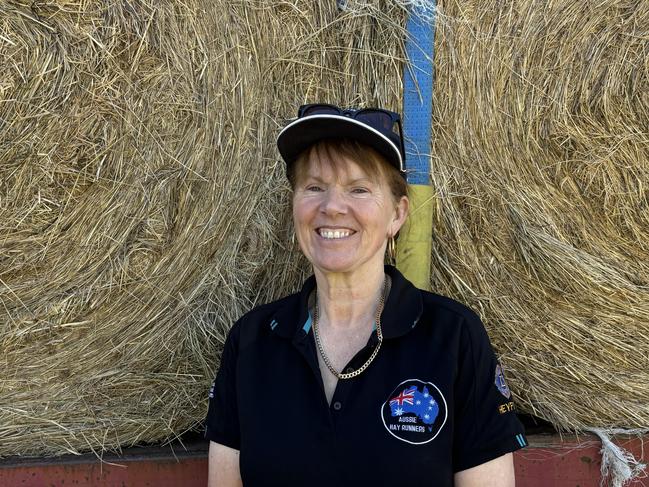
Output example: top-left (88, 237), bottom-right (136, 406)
top-left (277, 114), bottom-right (404, 174)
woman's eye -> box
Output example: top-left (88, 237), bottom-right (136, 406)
top-left (351, 187), bottom-right (370, 194)
top-left (306, 185), bottom-right (323, 192)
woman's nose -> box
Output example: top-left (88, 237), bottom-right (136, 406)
top-left (320, 188), bottom-right (347, 215)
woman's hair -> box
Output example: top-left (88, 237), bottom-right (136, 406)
top-left (287, 138), bottom-right (408, 203)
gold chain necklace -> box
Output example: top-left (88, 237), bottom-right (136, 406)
top-left (312, 277), bottom-right (387, 380)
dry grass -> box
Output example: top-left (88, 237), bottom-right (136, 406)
top-left (0, 0), bottom-right (405, 456)
top-left (0, 0), bottom-right (647, 458)
top-left (430, 0), bottom-right (649, 430)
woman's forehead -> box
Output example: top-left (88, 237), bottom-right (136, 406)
top-left (305, 150), bottom-right (377, 182)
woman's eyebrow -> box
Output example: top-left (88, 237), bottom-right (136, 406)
top-left (302, 175), bottom-right (373, 185)
top-left (304, 175), bottom-right (326, 183)
top-left (347, 177), bottom-right (373, 185)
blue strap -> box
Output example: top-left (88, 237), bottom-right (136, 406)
top-left (403, 3), bottom-right (436, 185)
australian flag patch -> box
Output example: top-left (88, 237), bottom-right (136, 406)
top-left (381, 379), bottom-right (447, 445)
top-left (389, 386), bottom-right (439, 424)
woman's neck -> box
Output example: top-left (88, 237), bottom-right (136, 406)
top-left (313, 266), bottom-right (387, 330)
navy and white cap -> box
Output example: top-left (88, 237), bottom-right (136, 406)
top-left (277, 104), bottom-right (406, 176)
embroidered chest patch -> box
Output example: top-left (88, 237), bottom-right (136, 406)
top-left (380, 379), bottom-right (448, 444)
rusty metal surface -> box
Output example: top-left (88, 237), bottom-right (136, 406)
top-left (1, 436), bottom-right (647, 486)
top-left (515, 434), bottom-right (648, 487)
top-left (0, 441), bottom-right (209, 487)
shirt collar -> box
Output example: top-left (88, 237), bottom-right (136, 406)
top-left (270, 265), bottom-right (423, 340)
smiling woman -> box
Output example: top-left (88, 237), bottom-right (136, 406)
top-left (290, 140), bottom-right (409, 279)
top-left (205, 104), bottom-right (527, 487)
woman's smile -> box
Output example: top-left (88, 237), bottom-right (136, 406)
top-left (316, 227), bottom-right (356, 239)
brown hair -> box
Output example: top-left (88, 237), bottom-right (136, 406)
top-left (287, 138), bottom-right (408, 203)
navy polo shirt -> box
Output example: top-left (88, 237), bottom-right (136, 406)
top-left (205, 266), bottom-right (527, 486)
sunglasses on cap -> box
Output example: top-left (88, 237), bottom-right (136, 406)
top-left (297, 103), bottom-right (406, 171)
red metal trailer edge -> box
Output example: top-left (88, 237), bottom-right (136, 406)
top-left (1, 434), bottom-right (646, 486)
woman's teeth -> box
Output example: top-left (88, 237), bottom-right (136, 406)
top-left (319, 229), bottom-right (351, 239)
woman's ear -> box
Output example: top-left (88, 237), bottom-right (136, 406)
top-left (391, 195), bottom-right (409, 235)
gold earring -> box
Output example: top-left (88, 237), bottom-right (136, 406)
top-left (387, 235), bottom-right (396, 264)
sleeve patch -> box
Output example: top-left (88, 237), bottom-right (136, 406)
top-left (494, 364), bottom-right (511, 398)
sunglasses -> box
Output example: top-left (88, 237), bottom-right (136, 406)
top-left (297, 103), bottom-right (406, 167)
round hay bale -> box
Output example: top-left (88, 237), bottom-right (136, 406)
top-left (0, 0), bottom-right (405, 456)
top-left (430, 0), bottom-right (649, 430)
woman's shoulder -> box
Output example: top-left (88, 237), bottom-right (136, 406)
top-left (415, 289), bottom-right (498, 354)
top-left (240, 292), bottom-right (301, 323)
top-left (226, 289), bottom-right (307, 346)
top-left (418, 289), bottom-right (482, 323)
top-left (386, 265), bottom-right (484, 336)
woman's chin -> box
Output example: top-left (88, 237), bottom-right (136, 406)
top-left (310, 258), bottom-right (358, 275)
top-left (309, 254), bottom-right (384, 277)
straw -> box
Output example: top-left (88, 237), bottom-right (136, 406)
top-left (0, 0), bottom-right (406, 456)
top-left (1, 0), bottom-right (647, 458)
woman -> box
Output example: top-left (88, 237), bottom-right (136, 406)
top-left (205, 104), bottom-right (527, 486)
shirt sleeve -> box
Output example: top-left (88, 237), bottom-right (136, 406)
top-left (452, 311), bottom-right (527, 472)
top-left (204, 320), bottom-right (241, 450)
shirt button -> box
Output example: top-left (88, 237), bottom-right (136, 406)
top-left (344, 367), bottom-right (354, 374)
top-left (332, 401), bottom-right (342, 411)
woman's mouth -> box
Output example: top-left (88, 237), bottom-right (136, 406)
top-left (317, 228), bottom-right (355, 240)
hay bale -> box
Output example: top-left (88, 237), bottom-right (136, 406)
top-left (0, 0), bottom-right (406, 456)
top-left (430, 0), bottom-right (649, 430)
top-left (1, 0), bottom-right (647, 458)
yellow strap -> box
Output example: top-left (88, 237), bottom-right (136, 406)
top-left (396, 184), bottom-right (435, 291)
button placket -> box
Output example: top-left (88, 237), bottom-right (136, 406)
top-left (329, 340), bottom-right (377, 418)
top-left (328, 362), bottom-right (361, 417)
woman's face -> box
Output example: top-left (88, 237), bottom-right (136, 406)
top-left (292, 150), bottom-right (408, 279)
